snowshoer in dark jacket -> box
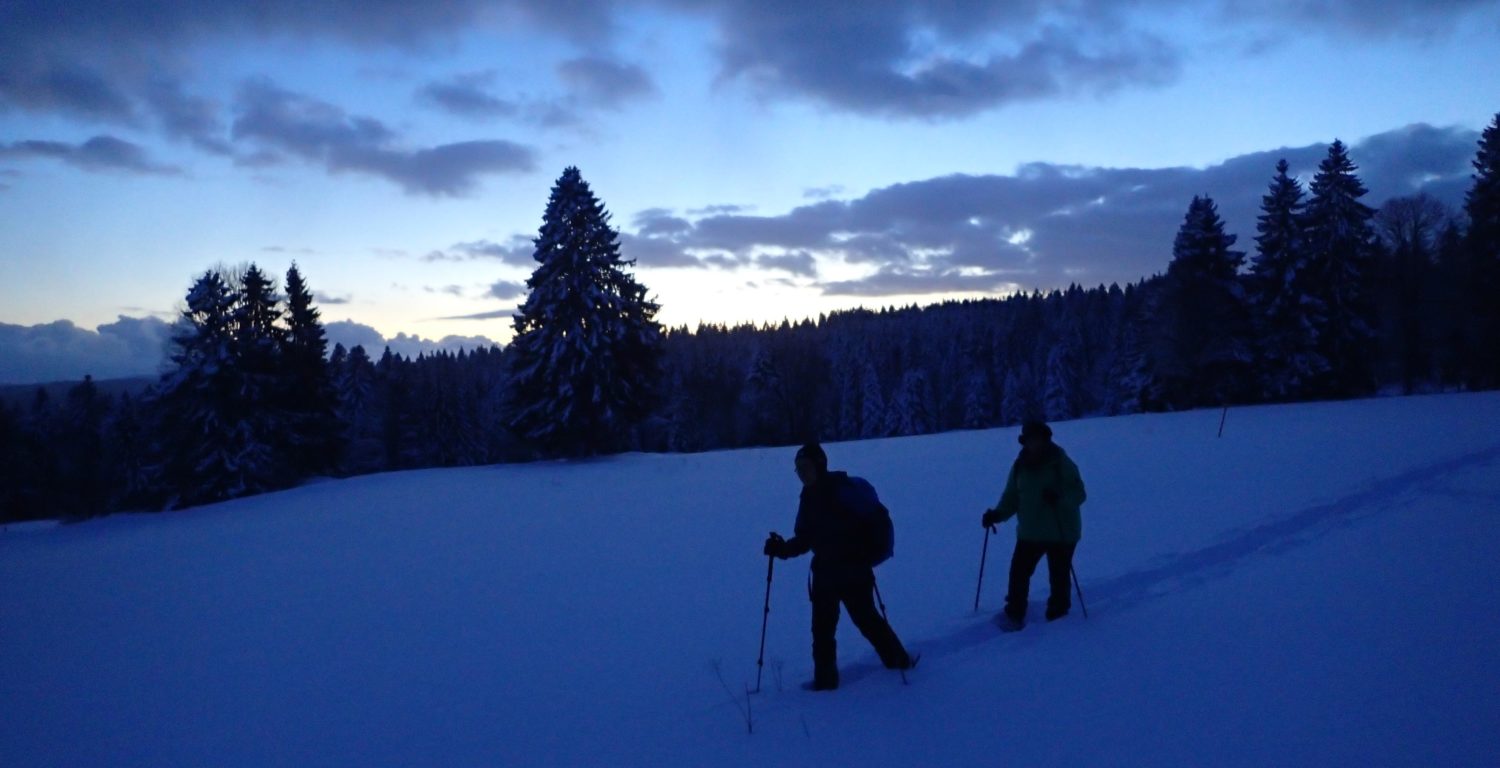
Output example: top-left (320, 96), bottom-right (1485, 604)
top-left (982, 421), bottom-right (1087, 631)
top-left (764, 442), bottom-right (913, 691)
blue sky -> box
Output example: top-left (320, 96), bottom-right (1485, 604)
top-left (2, 0), bottom-right (1498, 384)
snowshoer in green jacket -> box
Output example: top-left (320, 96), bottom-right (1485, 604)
top-left (982, 420), bottom-right (1086, 630)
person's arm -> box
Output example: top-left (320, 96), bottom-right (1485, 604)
top-left (1059, 455), bottom-right (1086, 509)
top-left (767, 498), bottom-right (814, 558)
top-left (983, 465), bottom-right (1020, 526)
top-left (779, 535), bottom-right (811, 558)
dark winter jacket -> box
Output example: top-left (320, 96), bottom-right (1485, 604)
top-left (992, 444), bottom-right (1086, 542)
top-left (781, 471), bottom-right (873, 587)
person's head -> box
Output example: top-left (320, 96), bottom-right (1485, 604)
top-left (794, 442), bottom-right (828, 488)
top-left (1018, 420), bottom-right (1053, 455)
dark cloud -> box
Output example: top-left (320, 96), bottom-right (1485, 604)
top-left (436, 309), bottom-right (517, 321)
top-left (418, 72), bottom-right (519, 119)
top-left (421, 236), bottom-right (535, 265)
top-left (625, 123), bottom-right (1478, 296)
top-left (231, 80), bottom-right (536, 195)
top-left (632, 209), bottom-right (692, 237)
top-left (821, 267), bottom-right (1016, 297)
top-left (1347, 123), bottom-right (1481, 196)
top-left (488, 280), bottom-right (528, 301)
top-left (754, 251), bottom-right (818, 277)
top-left (1220, 0), bottom-right (1500, 38)
top-left (556, 56), bottom-right (658, 108)
top-left (313, 291), bottom-right (351, 305)
top-left (0, 64), bottom-right (138, 123)
top-left (3, 0), bottom-right (1496, 131)
top-left (686, 203), bottom-right (753, 216)
top-left (618, 232), bottom-right (701, 268)
top-left (713, 1), bottom-right (1182, 119)
top-left (0, 135), bottom-right (181, 175)
top-left (324, 320), bottom-right (388, 353)
top-left (0, 316), bottom-right (172, 385)
top-left (145, 79), bottom-right (232, 154)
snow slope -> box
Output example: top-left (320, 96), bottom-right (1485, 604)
top-left (3, 393), bottom-right (1499, 767)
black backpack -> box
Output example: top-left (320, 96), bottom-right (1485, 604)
top-left (836, 475), bottom-right (895, 567)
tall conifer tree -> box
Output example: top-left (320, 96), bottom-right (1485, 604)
top-left (1300, 140), bottom-right (1378, 396)
top-left (1463, 113), bottom-right (1500, 388)
top-left (282, 263), bottom-right (341, 476)
top-left (152, 270), bottom-right (268, 507)
top-left (506, 167), bottom-right (663, 456)
top-left (1248, 159), bottom-right (1324, 400)
top-left (1151, 196), bottom-right (1253, 408)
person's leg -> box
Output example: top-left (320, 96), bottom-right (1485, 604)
top-left (841, 580), bottom-right (912, 669)
top-left (1005, 539), bottom-right (1048, 622)
top-left (1044, 542), bottom-right (1078, 620)
top-left (810, 584), bottom-right (841, 688)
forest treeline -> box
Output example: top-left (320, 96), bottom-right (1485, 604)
top-left (3, 116), bottom-right (1497, 523)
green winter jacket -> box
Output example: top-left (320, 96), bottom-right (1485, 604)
top-left (992, 444), bottom-right (1086, 542)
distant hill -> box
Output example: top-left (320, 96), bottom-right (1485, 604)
top-left (0, 375), bottom-right (155, 409)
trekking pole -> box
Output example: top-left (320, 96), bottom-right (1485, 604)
top-left (1071, 563), bottom-right (1089, 619)
top-left (753, 554), bottom-right (775, 694)
top-left (1045, 469), bottom-right (1089, 621)
top-left (974, 524), bottom-right (994, 613)
top-left (872, 577), bottom-right (909, 685)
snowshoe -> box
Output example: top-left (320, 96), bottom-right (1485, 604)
top-left (994, 612), bottom-right (1026, 633)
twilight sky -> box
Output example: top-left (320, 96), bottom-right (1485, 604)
top-left (1, 0), bottom-right (1498, 384)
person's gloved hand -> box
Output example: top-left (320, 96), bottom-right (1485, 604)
top-left (981, 509), bottom-right (1001, 528)
top-left (1042, 488), bottom-right (1060, 507)
top-left (763, 532), bottom-right (786, 558)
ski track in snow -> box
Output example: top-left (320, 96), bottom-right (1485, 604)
top-left (902, 441), bottom-right (1500, 667)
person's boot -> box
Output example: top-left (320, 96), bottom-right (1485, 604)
top-left (995, 610), bottom-right (1026, 633)
top-left (804, 675), bottom-right (840, 693)
top-left (802, 669), bottom-right (839, 691)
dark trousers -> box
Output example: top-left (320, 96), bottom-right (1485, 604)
top-left (1005, 539), bottom-right (1078, 621)
top-left (811, 576), bottom-right (910, 684)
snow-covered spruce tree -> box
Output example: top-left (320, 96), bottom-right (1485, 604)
top-left (961, 368), bottom-right (994, 429)
top-left (1464, 112), bottom-right (1500, 389)
top-left (1299, 140), bottom-right (1379, 397)
top-left (332, 343), bottom-right (382, 473)
top-left (1247, 159), bottom-right (1324, 401)
top-left (744, 344), bottom-right (792, 445)
top-left (59, 375), bottom-right (109, 518)
top-left (884, 368), bottom-right (932, 437)
top-left (230, 264), bottom-right (287, 484)
top-left (1106, 290), bottom-right (1157, 415)
top-left (1000, 363), bottom-right (1038, 426)
top-left (281, 263), bottom-right (341, 476)
top-left (506, 167), bottom-right (663, 457)
top-left (1042, 341), bottom-right (1077, 422)
top-left (858, 356), bottom-right (886, 439)
top-left (150, 270), bottom-right (267, 507)
top-left (1151, 196), bottom-right (1253, 409)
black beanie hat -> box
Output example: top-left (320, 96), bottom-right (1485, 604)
top-left (1019, 421), bottom-right (1053, 444)
top-left (796, 442), bottom-right (828, 472)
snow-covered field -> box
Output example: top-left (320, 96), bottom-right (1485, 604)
top-left (4, 393), bottom-right (1499, 767)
